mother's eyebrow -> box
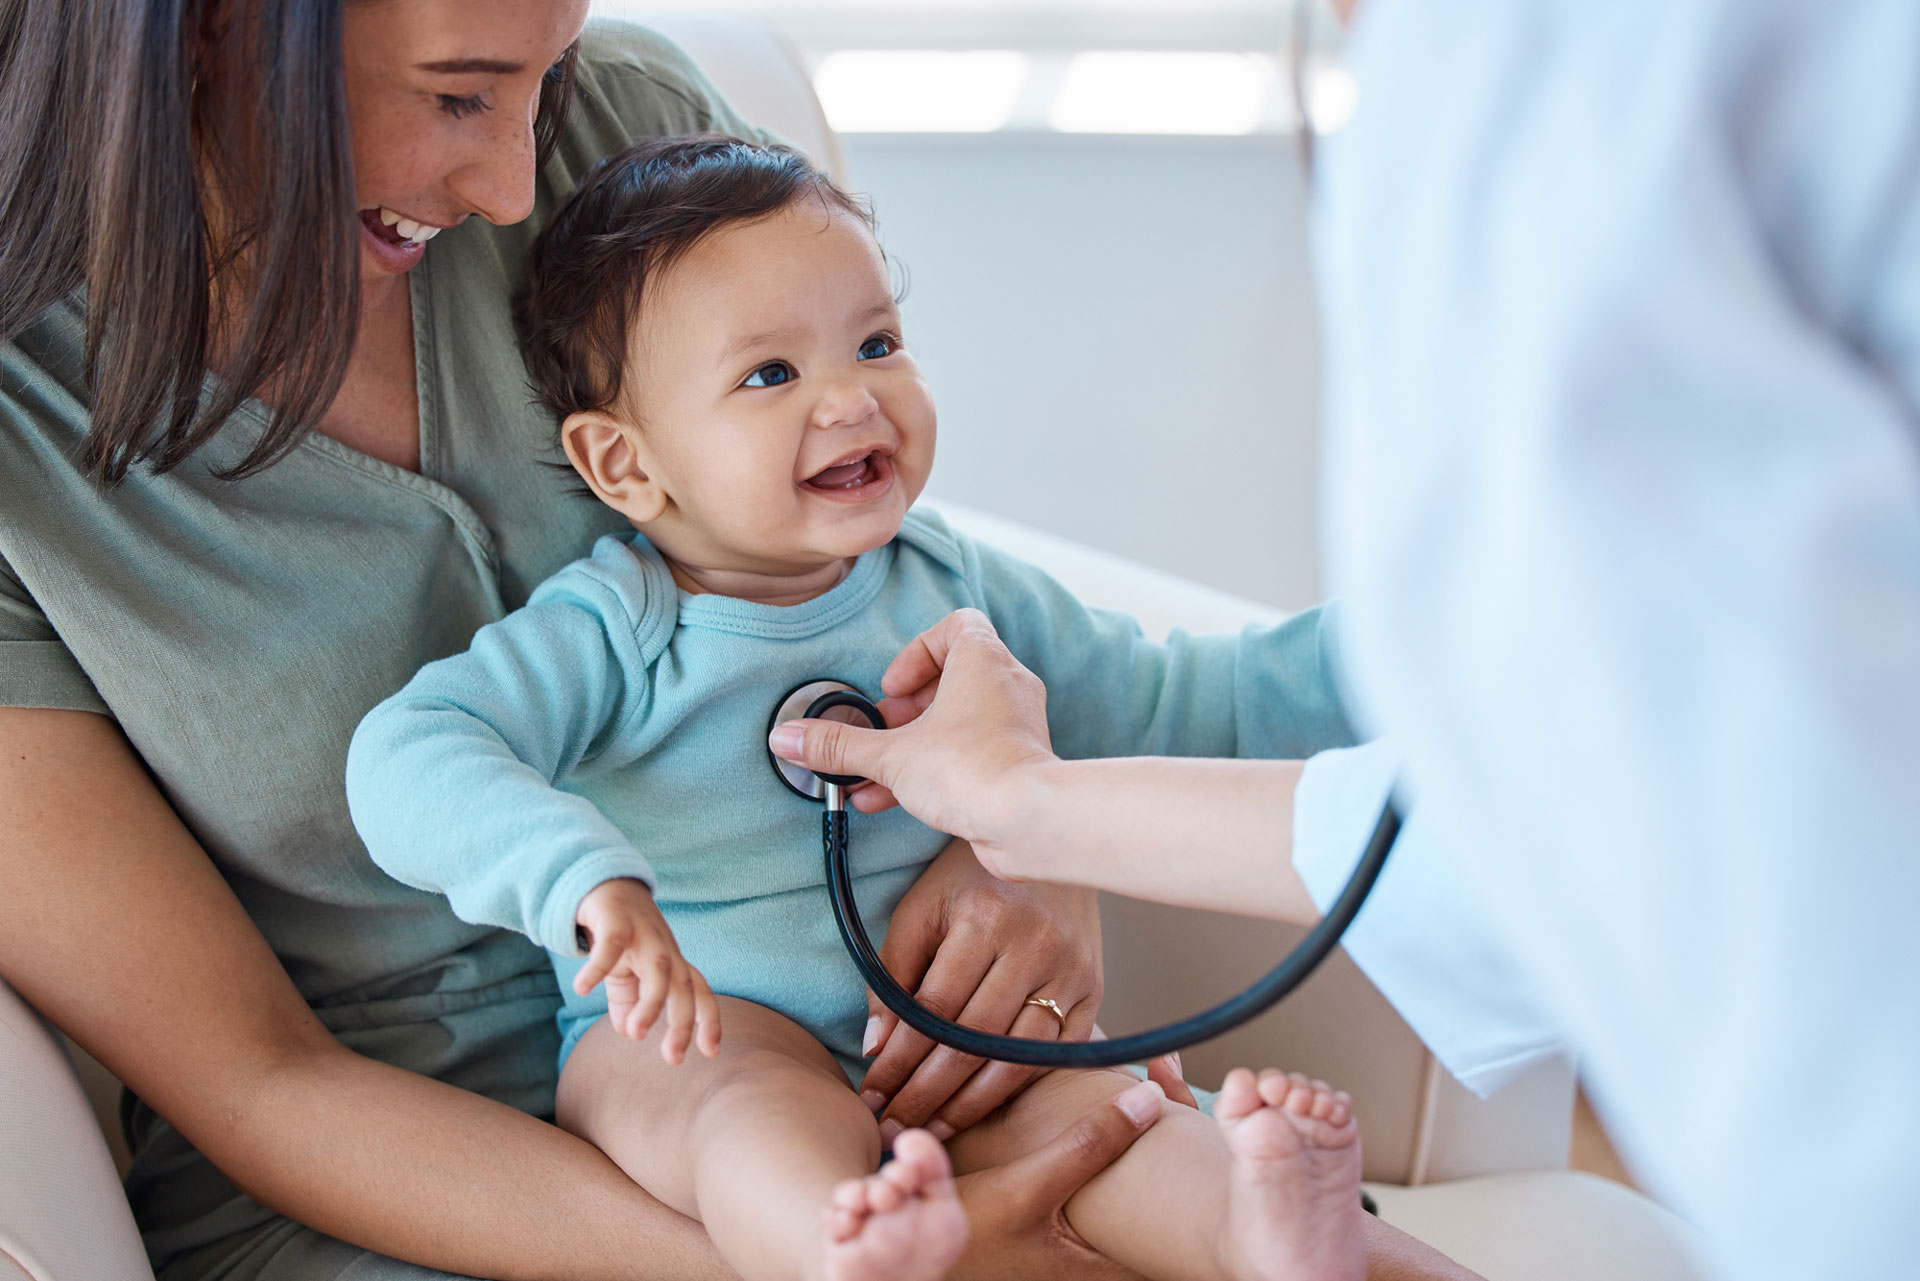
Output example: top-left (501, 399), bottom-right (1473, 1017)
top-left (416, 58), bottom-right (524, 74)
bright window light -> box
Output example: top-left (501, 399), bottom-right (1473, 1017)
top-left (1050, 52), bottom-right (1275, 135)
top-left (813, 51), bottom-right (1029, 133)
top-left (1308, 65), bottom-right (1359, 134)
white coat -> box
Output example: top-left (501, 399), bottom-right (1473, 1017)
top-left (1293, 1), bottom-right (1920, 1277)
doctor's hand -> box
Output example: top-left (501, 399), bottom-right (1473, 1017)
top-left (768, 608), bottom-right (1058, 856)
top-left (573, 878), bottom-right (721, 1065)
top-left (858, 837), bottom-right (1103, 1140)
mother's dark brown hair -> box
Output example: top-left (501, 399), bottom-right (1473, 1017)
top-left (0, 0), bottom-right (575, 483)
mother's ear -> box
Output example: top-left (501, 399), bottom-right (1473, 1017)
top-left (561, 411), bottom-right (669, 524)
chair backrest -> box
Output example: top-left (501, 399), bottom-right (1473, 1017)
top-left (627, 11), bottom-right (849, 182)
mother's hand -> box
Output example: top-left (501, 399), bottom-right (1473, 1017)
top-left (951, 1077), bottom-right (1171, 1281)
top-left (859, 837), bottom-right (1103, 1138)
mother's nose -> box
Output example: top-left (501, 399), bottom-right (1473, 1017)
top-left (447, 102), bottom-right (539, 227)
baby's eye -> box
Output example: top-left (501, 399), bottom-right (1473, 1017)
top-left (742, 361), bottom-right (796, 388)
top-left (857, 334), bottom-right (897, 361)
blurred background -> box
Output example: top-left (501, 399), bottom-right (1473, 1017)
top-left (597, 0), bottom-right (1352, 611)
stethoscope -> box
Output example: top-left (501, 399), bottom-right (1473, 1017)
top-left (770, 679), bottom-right (1401, 1068)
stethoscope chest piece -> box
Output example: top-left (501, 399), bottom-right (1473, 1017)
top-left (767, 679), bottom-right (885, 801)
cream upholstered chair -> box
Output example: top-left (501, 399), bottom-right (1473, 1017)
top-left (0, 14), bottom-right (1707, 1281)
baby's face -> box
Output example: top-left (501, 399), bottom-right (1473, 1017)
top-left (606, 200), bottom-right (935, 583)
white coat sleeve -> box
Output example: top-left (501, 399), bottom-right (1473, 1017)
top-left (1318, 0), bottom-right (1920, 1277)
top-left (1291, 743), bottom-right (1565, 1098)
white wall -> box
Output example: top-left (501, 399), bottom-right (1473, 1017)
top-left (844, 132), bottom-right (1328, 611)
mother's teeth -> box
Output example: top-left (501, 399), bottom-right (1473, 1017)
top-left (380, 206), bottom-right (402, 227)
top-left (414, 225), bottom-right (440, 242)
top-left (395, 217), bottom-right (422, 240)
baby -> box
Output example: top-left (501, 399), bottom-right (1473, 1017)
top-left (346, 135), bottom-right (1364, 1281)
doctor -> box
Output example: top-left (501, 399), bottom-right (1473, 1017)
top-left (772, 0), bottom-right (1920, 1278)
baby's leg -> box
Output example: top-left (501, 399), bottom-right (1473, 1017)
top-left (558, 996), bottom-right (965, 1281)
top-left (946, 1066), bottom-right (1361, 1281)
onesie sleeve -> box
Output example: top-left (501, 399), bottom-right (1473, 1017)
top-left (345, 586), bottom-right (655, 955)
top-left (0, 548), bottom-right (108, 715)
top-left (964, 537), bottom-right (1359, 762)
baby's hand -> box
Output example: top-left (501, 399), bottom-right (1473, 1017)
top-left (574, 879), bottom-right (721, 1063)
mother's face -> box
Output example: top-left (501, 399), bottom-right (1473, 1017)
top-left (342, 0), bottom-right (589, 279)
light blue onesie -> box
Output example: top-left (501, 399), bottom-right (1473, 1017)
top-left (346, 508), bottom-right (1353, 1080)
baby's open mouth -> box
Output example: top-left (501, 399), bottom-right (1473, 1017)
top-left (804, 451), bottom-right (887, 491)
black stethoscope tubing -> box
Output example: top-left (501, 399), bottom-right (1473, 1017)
top-left (791, 687), bottom-right (1400, 1069)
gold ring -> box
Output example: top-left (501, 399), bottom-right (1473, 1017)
top-left (1024, 997), bottom-right (1068, 1030)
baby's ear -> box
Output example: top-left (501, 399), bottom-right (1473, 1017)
top-left (561, 411), bottom-right (668, 524)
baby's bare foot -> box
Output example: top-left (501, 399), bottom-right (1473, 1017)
top-left (822, 1129), bottom-right (968, 1281)
top-left (1214, 1068), bottom-right (1365, 1281)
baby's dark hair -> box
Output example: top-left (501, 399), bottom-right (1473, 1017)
top-left (516, 134), bottom-right (875, 427)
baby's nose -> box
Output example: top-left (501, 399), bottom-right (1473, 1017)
top-left (811, 380), bottom-right (881, 428)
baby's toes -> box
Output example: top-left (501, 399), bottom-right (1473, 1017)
top-left (826, 1179), bottom-right (870, 1242)
top-left (1217, 1067), bottom-right (1263, 1123)
top-left (865, 1172), bottom-right (906, 1214)
top-left (826, 1204), bottom-right (863, 1244)
top-left (886, 1130), bottom-right (952, 1192)
top-left (1309, 1086), bottom-right (1348, 1123)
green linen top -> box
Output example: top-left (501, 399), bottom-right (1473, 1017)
top-left (0, 20), bottom-right (769, 1264)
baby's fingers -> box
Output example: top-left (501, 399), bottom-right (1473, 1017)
top-left (692, 970), bottom-right (723, 1059)
top-left (659, 961), bottom-right (699, 1065)
top-left (604, 970), bottom-right (642, 1039)
top-left (573, 923), bottom-right (631, 996)
top-left (623, 950), bottom-right (673, 1043)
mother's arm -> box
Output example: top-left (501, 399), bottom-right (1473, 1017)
top-left (1, 706), bottom-right (731, 1281)
top-left (4, 706), bottom-right (1171, 1281)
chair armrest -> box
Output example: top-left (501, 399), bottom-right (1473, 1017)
top-left (0, 978), bottom-right (154, 1281)
top-left (1367, 1172), bottom-right (1709, 1281)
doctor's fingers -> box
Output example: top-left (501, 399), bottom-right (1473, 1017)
top-left (886, 612), bottom-right (1051, 748)
top-left (769, 715), bottom-right (891, 790)
top-left (847, 780), bottom-right (900, 814)
top-left (877, 608), bottom-right (1002, 701)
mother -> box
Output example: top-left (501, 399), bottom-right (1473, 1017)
top-left (0, 3), bottom-right (1465, 1279)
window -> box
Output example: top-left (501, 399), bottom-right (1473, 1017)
top-left (594, 1), bottom-right (1352, 136)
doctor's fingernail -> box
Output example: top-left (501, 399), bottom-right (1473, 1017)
top-left (860, 1089), bottom-right (887, 1113)
top-left (861, 1016), bottom-right (883, 1056)
top-left (926, 1120), bottom-right (956, 1142)
top-left (768, 724), bottom-right (803, 758)
top-left (1116, 1080), bottom-right (1165, 1125)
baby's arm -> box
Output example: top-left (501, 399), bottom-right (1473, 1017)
top-left (345, 590), bottom-right (661, 967)
top-left (574, 878), bottom-right (720, 1062)
top-left (960, 534), bottom-right (1358, 764)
